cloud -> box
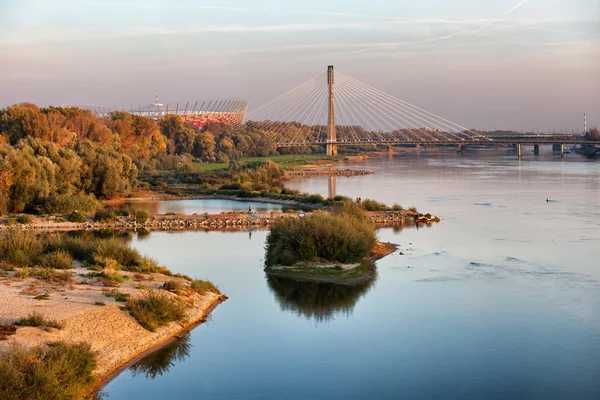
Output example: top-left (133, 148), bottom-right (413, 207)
top-left (83, 1), bottom-right (244, 12)
top-left (465, 0), bottom-right (530, 39)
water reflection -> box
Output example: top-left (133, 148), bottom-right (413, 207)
top-left (128, 334), bottom-right (192, 380)
top-left (266, 275), bottom-right (375, 322)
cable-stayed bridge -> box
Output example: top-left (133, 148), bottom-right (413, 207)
top-left (245, 66), bottom-right (592, 157)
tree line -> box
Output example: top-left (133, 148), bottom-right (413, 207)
top-left (0, 103), bottom-right (294, 215)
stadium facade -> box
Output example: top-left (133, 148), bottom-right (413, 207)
top-left (80, 100), bottom-right (248, 130)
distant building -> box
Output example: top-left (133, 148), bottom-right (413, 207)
top-left (78, 100), bottom-right (248, 130)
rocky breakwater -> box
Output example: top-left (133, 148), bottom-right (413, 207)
top-left (3, 211), bottom-right (440, 232)
top-left (368, 211), bottom-right (441, 225)
top-left (285, 169), bottom-right (374, 177)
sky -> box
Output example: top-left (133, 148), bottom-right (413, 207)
top-left (1, 0), bottom-right (599, 131)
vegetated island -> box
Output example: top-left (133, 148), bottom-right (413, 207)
top-left (264, 202), bottom-right (398, 286)
top-left (0, 229), bottom-right (226, 399)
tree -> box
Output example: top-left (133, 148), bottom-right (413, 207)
top-left (192, 131), bottom-right (216, 161)
top-left (585, 127), bottom-right (600, 141)
top-left (173, 126), bottom-right (196, 155)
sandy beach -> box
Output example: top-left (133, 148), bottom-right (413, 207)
top-left (0, 268), bottom-right (225, 382)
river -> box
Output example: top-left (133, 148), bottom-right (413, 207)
top-left (102, 148), bottom-right (600, 399)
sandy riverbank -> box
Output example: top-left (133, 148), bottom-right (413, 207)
top-left (0, 269), bottom-right (225, 388)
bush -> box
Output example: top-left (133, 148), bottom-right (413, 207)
top-left (93, 209), bottom-right (116, 222)
top-left (94, 238), bottom-right (143, 268)
top-left (162, 280), bottom-right (185, 294)
top-left (135, 209), bottom-right (150, 223)
top-left (190, 279), bottom-right (219, 296)
top-left (67, 211), bottom-right (87, 223)
top-left (127, 290), bottom-right (188, 332)
top-left (391, 203), bottom-right (403, 211)
top-left (40, 193), bottom-right (99, 214)
top-left (16, 214), bottom-right (33, 224)
top-left (360, 199), bottom-right (387, 212)
top-left (0, 342), bottom-right (97, 400)
top-left (0, 229), bottom-right (43, 267)
top-left (408, 206), bottom-right (418, 213)
top-left (41, 250), bottom-right (73, 270)
top-left (16, 311), bottom-right (64, 329)
top-left (265, 204), bottom-right (377, 266)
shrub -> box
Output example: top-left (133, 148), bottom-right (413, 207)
top-left (67, 211), bottom-right (87, 223)
top-left (41, 250), bottom-right (73, 270)
top-left (16, 311), bottom-right (64, 329)
top-left (360, 199), bottom-right (387, 212)
top-left (93, 209), bottom-right (116, 222)
top-left (190, 279), bottom-right (219, 296)
top-left (162, 280), bottom-right (185, 294)
top-left (16, 214), bottom-right (33, 224)
top-left (127, 290), bottom-right (188, 332)
top-left (93, 238), bottom-right (143, 268)
top-left (0, 229), bottom-right (43, 267)
top-left (408, 206), bottom-right (418, 213)
top-left (0, 342), bottom-right (97, 400)
top-left (135, 209), bottom-right (150, 223)
top-left (391, 203), bottom-right (403, 211)
top-left (265, 204), bottom-right (377, 266)
top-left (40, 193), bottom-right (99, 214)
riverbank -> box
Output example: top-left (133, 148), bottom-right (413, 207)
top-left (0, 269), bottom-right (226, 395)
top-left (264, 241), bottom-right (398, 285)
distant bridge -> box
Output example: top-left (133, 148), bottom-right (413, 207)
top-left (244, 66), bottom-right (595, 157)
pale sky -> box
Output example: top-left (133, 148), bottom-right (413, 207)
top-left (1, 0), bottom-right (599, 131)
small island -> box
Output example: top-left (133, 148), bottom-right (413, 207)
top-left (264, 202), bottom-right (397, 285)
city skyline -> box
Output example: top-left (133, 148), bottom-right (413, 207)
top-left (1, 0), bottom-right (599, 131)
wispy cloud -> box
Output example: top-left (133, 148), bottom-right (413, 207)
top-left (83, 1), bottom-right (244, 12)
top-left (465, 0), bottom-right (530, 39)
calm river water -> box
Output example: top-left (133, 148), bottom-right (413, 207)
top-left (103, 148), bottom-right (600, 399)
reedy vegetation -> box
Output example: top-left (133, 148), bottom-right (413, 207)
top-left (265, 203), bottom-right (378, 266)
top-left (0, 342), bottom-right (97, 400)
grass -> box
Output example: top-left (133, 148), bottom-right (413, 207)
top-left (0, 342), bottom-right (97, 400)
top-left (104, 288), bottom-right (130, 302)
top-left (15, 267), bottom-right (56, 279)
top-left (88, 270), bottom-right (129, 285)
top-left (41, 250), bottom-right (73, 270)
top-left (191, 154), bottom-right (327, 172)
top-left (16, 311), bottom-right (64, 330)
top-left (190, 279), bottom-right (219, 296)
top-left (127, 290), bottom-right (188, 332)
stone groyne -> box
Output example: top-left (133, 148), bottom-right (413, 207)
top-left (1, 211), bottom-right (440, 232)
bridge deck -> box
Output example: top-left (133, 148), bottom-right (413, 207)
top-left (277, 139), bottom-right (598, 147)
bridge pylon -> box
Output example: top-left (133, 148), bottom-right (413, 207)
top-left (326, 65), bottom-right (337, 157)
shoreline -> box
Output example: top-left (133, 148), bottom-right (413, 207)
top-left (94, 293), bottom-right (225, 393)
top-left (0, 269), bottom-right (226, 397)
top-left (264, 242), bottom-right (398, 286)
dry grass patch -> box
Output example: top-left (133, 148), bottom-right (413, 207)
top-left (126, 290), bottom-right (188, 332)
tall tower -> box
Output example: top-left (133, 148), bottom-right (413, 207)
top-left (155, 86), bottom-right (160, 122)
top-left (584, 113), bottom-right (587, 134)
top-left (326, 65), bottom-right (337, 157)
